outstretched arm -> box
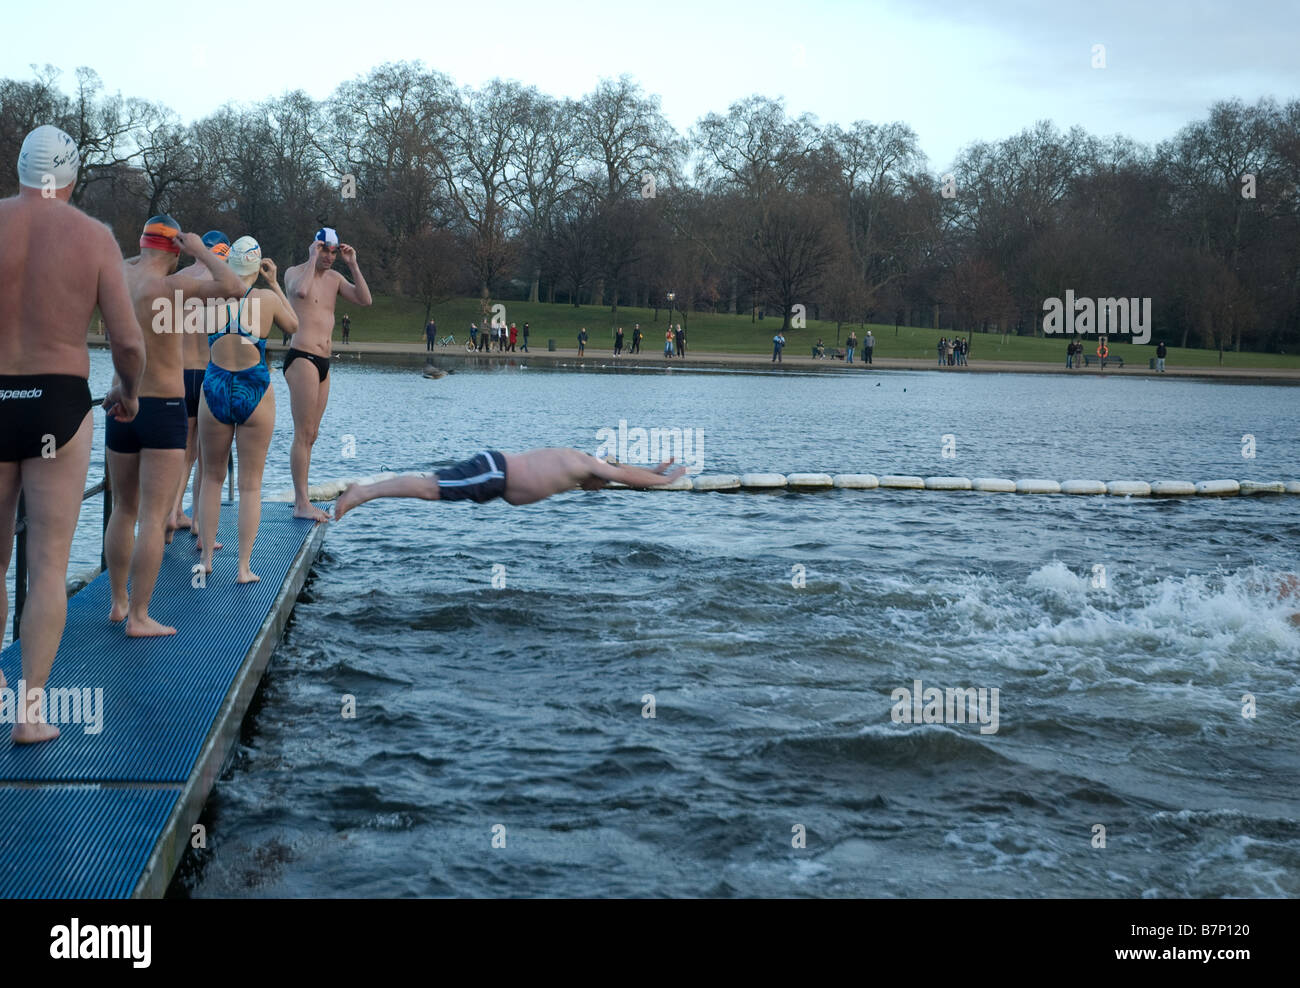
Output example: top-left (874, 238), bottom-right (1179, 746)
top-left (589, 457), bottom-right (687, 488)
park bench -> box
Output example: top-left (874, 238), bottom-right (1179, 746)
top-left (1082, 354), bottom-right (1124, 368)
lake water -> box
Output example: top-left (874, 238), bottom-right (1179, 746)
top-left (12, 353), bottom-right (1300, 896)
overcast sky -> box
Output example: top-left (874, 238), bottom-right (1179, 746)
top-left (5, 0), bottom-right (1298, 170)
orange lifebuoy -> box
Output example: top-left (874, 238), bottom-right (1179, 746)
top-left (1097, 341), bottom-right (1109, 358)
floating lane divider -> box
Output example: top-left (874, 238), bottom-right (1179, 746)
top-left (287, 473), bottom-right (1300, 500)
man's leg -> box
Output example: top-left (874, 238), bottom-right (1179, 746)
top-left (0, 459), bottom-right (20, 675)
top-left (170, 416), bottom-right (200, 537)
top-left (286, 360), bottom-right (329, 522)
top-left (105, 448), bottom-right (141, 623)
top-left (336, 473), bottom-right (441, 519)
top-left (125, 447), bottom-right (185, 637)
top-left (9, 414), bottom-right (93, 742)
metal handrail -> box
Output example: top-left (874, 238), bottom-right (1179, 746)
top-left (10, 397), bottom-right (234, 641)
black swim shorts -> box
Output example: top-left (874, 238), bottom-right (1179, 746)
top-left (0, 374), bottom-right (93, 462)
top-left (434, 450), bottom-right (508, 503)
top-left (183, 368), bottom-right (204, 418)
top-left (283, 348), bottom-right (330, 382)
top-left (105, 396), bottom-right (187, 453)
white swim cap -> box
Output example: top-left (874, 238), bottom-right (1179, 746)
top-left (227, 236), bottom-right (262, 276)
top-left (17, 125), bottom-right (80, 191)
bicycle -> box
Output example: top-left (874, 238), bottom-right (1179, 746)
top-left (437, 333), bottom-right (457, 347)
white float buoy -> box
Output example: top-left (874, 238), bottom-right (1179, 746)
top-left (786, 473), bottom-right (835, 488)
top-left (971, 478), bottom-right (1016, 493)
top-left (655, 475), bottom-right (695, 491)
top-left (1106, 481), bottom-right (1151, 497)
top-left (924, 476), bottom-right (972, 490)
top-left (1015, 479), bottom-right (1061, 494)
top-left (1150, 481), bottom-right (1197, 497)
top-left (1239, 480), bottom-right (1285, 495)
top-left (1285, 481), bottom-right (1300, 494)
top-left (741, 473), bottom-right (789, 489)
top-left (693, 474), bottom-right (741, 491)
top-left (1059, 480), bottom-right (1108, 495)
top-left (1194, 480), bottom-right (1240, 497)
top-left (879, 475), bottom-right (925, 489)
top-left (832, 474), bottom-right (879, 489)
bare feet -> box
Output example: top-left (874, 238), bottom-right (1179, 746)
top-left (125, 614), bottom-right (177, 637)
top-left (13, 721), bottom-right (60, 744)
top-left (108, 598), bottom-right (129, 623)
top-left (237, 570), bottom-right (261, 584)
top-left (294, 502), bottom-right (330, 523)
top-left (196, 538), bottom-right (222, 553)
top-left (333, 485), bottom-right (363, 521)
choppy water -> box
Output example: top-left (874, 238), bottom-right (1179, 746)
top-left (12, 353), bottom-right (1300, 896)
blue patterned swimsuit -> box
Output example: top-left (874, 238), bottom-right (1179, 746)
top-left (203, 286), bottom-right (270, 426)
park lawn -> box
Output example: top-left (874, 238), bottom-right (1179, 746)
top-left (336, 295), bottom-right (1300, 371)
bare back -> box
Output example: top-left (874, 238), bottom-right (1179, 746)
top-left (124, 258), bottom-right (186, 398)
top-left (284, 262), bottom-right (343, 357)
top-left (0, 196), bottom-right (119, 378)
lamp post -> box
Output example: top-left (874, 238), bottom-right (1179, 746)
top-left (667, 292), bottom-right (675, 327)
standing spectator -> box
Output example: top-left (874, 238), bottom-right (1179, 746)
top-left (846, 330), bottom-right (857, 363)
top-left (664, 327), bottom-right (674, 358)
top-left (342, 313), bottom-right (352, 344)
top-left (615, 325), bottom-right (624, 355)
top-left (1066, 340), bottom-right (1074, 369)
top-left (1156, 340), bottom-right (1167, 373)
top-left (498, 323), bottom-right (507, 351)
top-left (674, 323), bottom-right (684, 359)
top-left (962, 337), bottom-right (971, 364)
top-left (477, 323), bottom-right (490, 352)
top-left (469, 322), bottom-right (479, 349)
top-left (772, 331), bottom-right (785, 363)
top-left (425, 318), bottom-right (437, 351)
top-left (813, 338), bottom-right (825, 358)
top-left (956, 337), bottom-right (967, 366)
top-left (632, 323), bottom-right (641, 354)
top-left (578, 327), bottom-right (588, 355)
top-left (508, 322), bottom-right (518, 352)
top-left (521, 321), bottom-right (530, 352)
top-left (864, 330), bottom-right (874, 364)
top-left (937, 338), bottom-right (946, 366)
top-left (946, 338), bottom-right (955, 366)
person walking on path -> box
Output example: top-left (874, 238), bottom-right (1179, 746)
top-left (864, 330), bottom-right (874, 364)
top-left (425, 318), bottom-right (436, 351)
top-left (772, 332), bottom-right (785, 363)
top-left (631, 324), bottom-right (641, 354)
top-left (578, 327), bottom-right (588, 356)
top-left (845, 330), bottom-right (857, 363)
top-left (521, 321), bottom-right (529, 352)
top-left (614, 326), bottom-right (624, 356)
top-left (508, 322), bottom-right (518, 352)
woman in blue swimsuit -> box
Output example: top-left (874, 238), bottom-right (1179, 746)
top-left (197, 236), bottom-right (299, 583)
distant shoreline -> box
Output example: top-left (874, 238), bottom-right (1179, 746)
top-left (86, 336), bottom-right (1300, 385)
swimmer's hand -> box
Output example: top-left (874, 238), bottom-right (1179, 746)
top-left (259, 258), bottom-right (278, 282)
top-left (174, 232), bottom-right (206, 258)
top-left (339, 244), bottom-right (357, 264)
top-left (102, 386), bottom-right (138, 423)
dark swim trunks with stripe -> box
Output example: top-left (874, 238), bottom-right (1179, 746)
top-left (434, 450), bottom-right (507, 503)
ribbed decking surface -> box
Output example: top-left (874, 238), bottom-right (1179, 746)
top-left (0, 502), bottom-right (323, 898)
